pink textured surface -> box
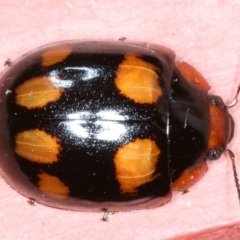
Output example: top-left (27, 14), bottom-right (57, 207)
top-left (0, 1), bottom-right (240, 239)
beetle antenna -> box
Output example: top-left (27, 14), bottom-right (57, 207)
top-left (228, 84), bottom-right (240, 108)
top-left (226, 149), bottom-right (240, 204)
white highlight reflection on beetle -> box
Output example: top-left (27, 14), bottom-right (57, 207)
top-left (48, 72), bottom-right (73, 88)
top-left (48, 65), bottom-right (100, 89)
top-left (64, 67), bottom-right (100, 81)
top-left (65, 110), bottom-right (128, 141)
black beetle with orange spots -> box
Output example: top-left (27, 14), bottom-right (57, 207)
top-left (0, 41), bottom-right (237, 212)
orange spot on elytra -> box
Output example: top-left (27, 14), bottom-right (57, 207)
top-left (15, 76), bottom-right (64, 109)
top-left (41, 45), bottom-right (72, 67)
top-left (115, 54), bottom-right (162, 104)
top-left (15, 129), bottom-right (61, 164)
top-left (114, 138), bottom-right (161, 194)
top-left (38, 172), bottom-right (70, 198)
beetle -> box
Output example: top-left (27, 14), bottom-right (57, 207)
top-left (0, 41), bottom-right (236, 212)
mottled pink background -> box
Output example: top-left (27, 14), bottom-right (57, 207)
top-left (0, 1), bottom-right (240, 239)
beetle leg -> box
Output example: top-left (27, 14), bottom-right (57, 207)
top-left (101, 208), bottom-right (115, 222)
